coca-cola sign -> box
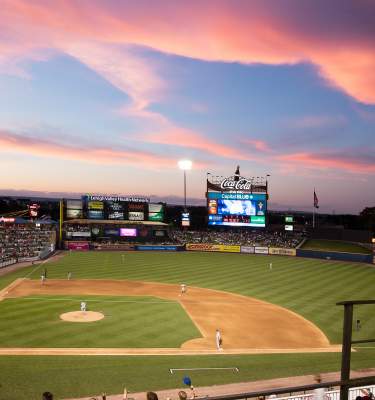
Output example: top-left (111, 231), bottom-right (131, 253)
top-left (220, 177), bottom-right (252, 191)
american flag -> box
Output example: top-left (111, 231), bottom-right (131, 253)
top-left (314, 189), bottom-right (319, 209)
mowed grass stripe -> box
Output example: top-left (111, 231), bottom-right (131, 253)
top-left (0, 295), bottom-right (201, 348)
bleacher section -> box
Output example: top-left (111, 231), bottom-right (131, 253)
top-left (0, 223), bottom-right (56, 267)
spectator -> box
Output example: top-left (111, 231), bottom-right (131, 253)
top-left (179, 391), bottom-right (188, 400)
top-left (147, 392), bottom-right (159, 400)
top-left (312, 375), bottom-right (325, 400)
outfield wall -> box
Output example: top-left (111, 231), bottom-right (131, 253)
top-left (185, 243), bottom-right (372, 263)
top-left (296, 248), bottom-right (373, 264)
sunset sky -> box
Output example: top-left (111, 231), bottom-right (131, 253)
top-left (1, 0), bottom-right (375, 213)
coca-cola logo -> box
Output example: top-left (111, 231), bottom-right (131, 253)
top-left (220, 177), bottom-right (252, 191)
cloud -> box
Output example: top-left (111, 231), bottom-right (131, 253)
top-left (0, 129), bottom-right (179, 168)
top-left (140, 128), bottom-right (249, 160)
top-left (242, 139), bottom-right (272, 152)
top-left (1, 0), bottom-right (375, 104)
top-left (278, 150), bottom-right (375, 174)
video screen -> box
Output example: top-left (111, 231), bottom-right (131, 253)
top-left (120, 228), bottom-right (137, 237)
top-left (208, 193), bottom-right (266, 227)
top-left (107, 201), bottom-right (124, 220)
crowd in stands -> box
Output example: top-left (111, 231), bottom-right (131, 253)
top-left (63, 225), bottom-right (305, 249)
top-left (41, 386), bottom-right (375, 400)
top-left (0, 223), bottom-right (56, 264)
top-left (169, 229), bottom-right (305, 248)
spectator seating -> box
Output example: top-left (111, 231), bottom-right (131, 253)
top-left (0, 223), bottom-right (56, 265)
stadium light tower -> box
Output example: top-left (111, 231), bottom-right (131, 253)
top-left (178, 160), bottom-right (192, 211)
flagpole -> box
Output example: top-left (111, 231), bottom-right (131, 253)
top-left (313, 188), bottom-right (315, 229)
top-left (313, 204), bottom-right (315, 229)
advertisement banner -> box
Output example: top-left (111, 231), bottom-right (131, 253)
top-left (71, 231), bottom-right (91, 237)
top-left (148, 204), bottom-right (164, 222)
top-left (128, 211), bottom-right (144, 221)
top-left (241, 245), bottom-right (255, 254)
top-left (136, 245), bottom-right (182, 251)
top-left (94, 244), bottom-right (135, 251)
top-left (269, 247), bottom-right (296, 256)
top-left (186, 243), bottom-right (240, 253)
top-left (255, 246), bottom-right (269, 254)
top-left (66, 209), bottom-right (83, 219)
top-left (66, 241), bottom-right (90, 251)
top-left (66, 200), bottom-right (83, 209)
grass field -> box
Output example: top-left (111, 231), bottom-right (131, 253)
top-left (0, 295), bottom-right (200, 347)
top-left (1, 350), bottom-right (375, 400)
top-left (0, 251), bottom-right (374, 400)
top-left (301, 239), bottom-right (372, 254)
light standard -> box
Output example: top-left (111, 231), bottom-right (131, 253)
top-left (178, 160), bottom-right (192, 211)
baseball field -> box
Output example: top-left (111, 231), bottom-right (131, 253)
top-left (0, 251), bottom-right (374, 400)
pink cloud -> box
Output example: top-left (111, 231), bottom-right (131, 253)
top-left (1, 0), bottom-right (375, 104)
top-left (140, 128), bottom-right (249, 160)
top-left (277, 151), bottom-right (375, 174)
top-left (0, 129), bottom-right (179, 169)
top-left (242, 139), bottom-right (272, 152)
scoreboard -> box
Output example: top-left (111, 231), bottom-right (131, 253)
top-left (206, 170), bottom-right (268, 228)
top-left (64, 195), bottom-right (165, 222)
top-left (207, 192), bottom-right (266, 227)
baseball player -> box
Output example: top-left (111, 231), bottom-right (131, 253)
top-left (80, 301), bottom-right (87, 312)
top-left (67, 272), bottom-right (72, 280)
top-left (121, 254), bottom-right (125, 264)
top-left (215, 329), bottom-right (223, 350)
top-left (269, 262), bottom-right (273, 270)
top-left (180, 284), bottom-right (187, 296)
top-left (41, 274), bottom-right (46, 285)
top-left (356, 319), bottom-right (361, 331)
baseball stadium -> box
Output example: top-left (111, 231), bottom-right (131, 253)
top-left (1, 2), bottom-right (375, 400)
top-left (0, 170), bottom-right (374, 400)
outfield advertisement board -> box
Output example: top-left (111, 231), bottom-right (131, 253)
top-left (269, 247), bottom-right (297, 256)
top-left (240, 245), bottom-right (255, 254)
top-left (255, 246), bottom-right (269, 254)
top-left (136, 245), bottom-right (183, 251)
top-left (66, 241), bottom-right (90, 250)
top-left (186, 243), bottom-right (240, 253)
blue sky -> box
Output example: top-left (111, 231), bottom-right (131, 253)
top-left (0, 0), bottom-right (374, 213)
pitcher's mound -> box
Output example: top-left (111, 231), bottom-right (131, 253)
top-left (60, 311), bottom-right (104, 323)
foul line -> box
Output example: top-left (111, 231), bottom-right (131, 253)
top-left (23, 258), bottom-right (50, 279)
top-left (169, 367), bottom-right (239, 374)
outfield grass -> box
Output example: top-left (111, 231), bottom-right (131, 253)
top-left (0, 251), bottom-right (374, 399)
top-left (0, 295), bottom-right (200, 347)
top-left (301, 239), bottom-right (372, 254)
top-left (0, 349), bottom-right (374, 400)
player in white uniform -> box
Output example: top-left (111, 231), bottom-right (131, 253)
top-left (180, 284), bottom-right (187, 296)
top-left (80, 301), bottom-right (87, 312)
top-left (67, 272), bottom-right (72, 280)
top-left (215, 329), bottom-right (222, 350)
top-left (269, 262), bottom-right (273, 270)
top-left (41, 274), bottom-right (46, 285)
